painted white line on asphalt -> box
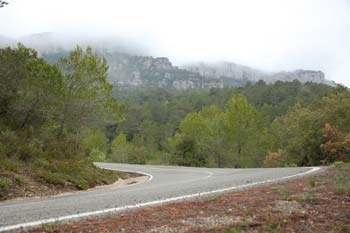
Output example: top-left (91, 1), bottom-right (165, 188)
top-left (0, 167), bottom-right (321, 232)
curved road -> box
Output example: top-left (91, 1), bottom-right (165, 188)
top-left (0, 163), bottom-right (320, 232)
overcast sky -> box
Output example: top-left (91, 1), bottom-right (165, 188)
top-left (1, 0), bottom-right (349, 86)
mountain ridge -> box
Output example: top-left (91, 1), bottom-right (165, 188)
top-left (0, 32), bottom-right (336, 89)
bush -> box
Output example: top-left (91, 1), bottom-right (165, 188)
top-left (333, 161), bottom-right (345, 168)
top-left (263, 150), bottom-right (286, 167)
top-left (67, 177), bottom-right (89, 190)
top-left (36, 170), bottom-right (66, 186)
top-left (89, 149), bottom-right (106, 162)
top-left (14, 175), bottom-right (24, 184)
top-left (0, 177), bottom-right (13, 199)
top-left (0, 159), bottom-right (18, 172)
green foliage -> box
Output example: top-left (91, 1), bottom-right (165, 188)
top-left (113, 81), bottom-right (333, 167)
top-left (0, 177), bottom-right (13, 199)
top-left (333, 161), bottom-right (345, 168)
top-left (36, 170), bottom-right (67, 186)
top-left (0, 159), bottom-right (18, 172)
top-left (169, 95), bottom-right (266, 167)
top-left (81, 128), bottom-right (108, 155)
top-left (0, 45), bottom-right (121, 199)
top-left (89, 149), bottom-right (106, 162)
top-left (110, 133), bottom-right (146, 164)
top-left (57, 46), bottom-right (122, 152)
top-left (222, 95), bottom-right (266, 167)
top-left (268, 87), bottom-right (350, 166)
top-left (14, 175), bottom-right (24, 184)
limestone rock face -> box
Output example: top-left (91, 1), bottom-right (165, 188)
top-left (182, 62), bottom-right (335, 87)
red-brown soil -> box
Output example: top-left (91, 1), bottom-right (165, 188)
top-left (26, 167), bottom-right (350, 233)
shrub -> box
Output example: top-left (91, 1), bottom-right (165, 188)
top-left (263, 150), bottom-right (286, 167)
top-left (0, 159), bottom-right (18, 172)
top-left (14, 175), bottom-right (24, 184)
top-left (67, 177), bottom-right (89, 190)
top-left (333, 161), bottom-right (345, 168)
top-left (0, 177), bottom-right (13, 199)
top-left (89, 149), bottom-right (106, 162)
top-left (36, 170), bottom-right (66, 186)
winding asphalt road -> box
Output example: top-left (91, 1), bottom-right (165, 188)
top-left (0, 163), bottom-right (321, 232)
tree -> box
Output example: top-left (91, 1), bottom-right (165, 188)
top-left (81, 127), bottom-right (108, 155)
top-left (221, 95), bottom-right (265, 167)
top-left (169, 112), bottom-right (207, 166)
top-left (0, 45), bottom-right (36, 128)
top-left (0, 44), bottom-right (61, 130)
top-left (110, 133), bottom-right (145, 164)
top-left (269, 87), bottom-right (350, 166)
top-left (169, 95), bottom-right (266, 168)
top-left (197, 105), bottom-right (227, 167)
top-left (57, 46), bottom-right (121, 152)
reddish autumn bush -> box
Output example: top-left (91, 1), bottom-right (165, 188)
top-left (320, 123), bottom-right (350, 164)
top-left (263, 149), bottom-right (286, 167)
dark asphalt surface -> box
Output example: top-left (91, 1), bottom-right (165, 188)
top-left (0, 163), bottom-right (320, 232)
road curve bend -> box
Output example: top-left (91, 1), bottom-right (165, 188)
top-left (0, 163), bottom-right (321, 232)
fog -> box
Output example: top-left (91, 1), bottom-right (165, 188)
top-left (1, 0), bottom-right (349, 86)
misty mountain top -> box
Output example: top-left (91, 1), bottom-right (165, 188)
top-left (0, 32), bottom-right (151, 55)
top-left (0, 32), bottom-right (336, 89)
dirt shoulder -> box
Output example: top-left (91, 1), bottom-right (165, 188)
top-left (26, 164), bottom-right (350, 233)
top-left (0, 159), bottom-right (146, 202)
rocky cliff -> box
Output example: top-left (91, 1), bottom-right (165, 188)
top-left (182, 62), bottom-right (335, 87)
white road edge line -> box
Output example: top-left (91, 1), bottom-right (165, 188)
top-left (0, 167), bottom-right (321, 232)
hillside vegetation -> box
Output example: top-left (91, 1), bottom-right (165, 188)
top-left (112, 82), bottom-right (350, 167)
top-left (0, 45), bottom-right (122, 200)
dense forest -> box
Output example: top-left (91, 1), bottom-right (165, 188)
top-left (1, 45), bottom-right (349, 199)
top-left (111, 81), bottom-right (349, 167)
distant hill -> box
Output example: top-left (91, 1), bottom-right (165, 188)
top-left (0, 32), bottom-right (336, 89)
